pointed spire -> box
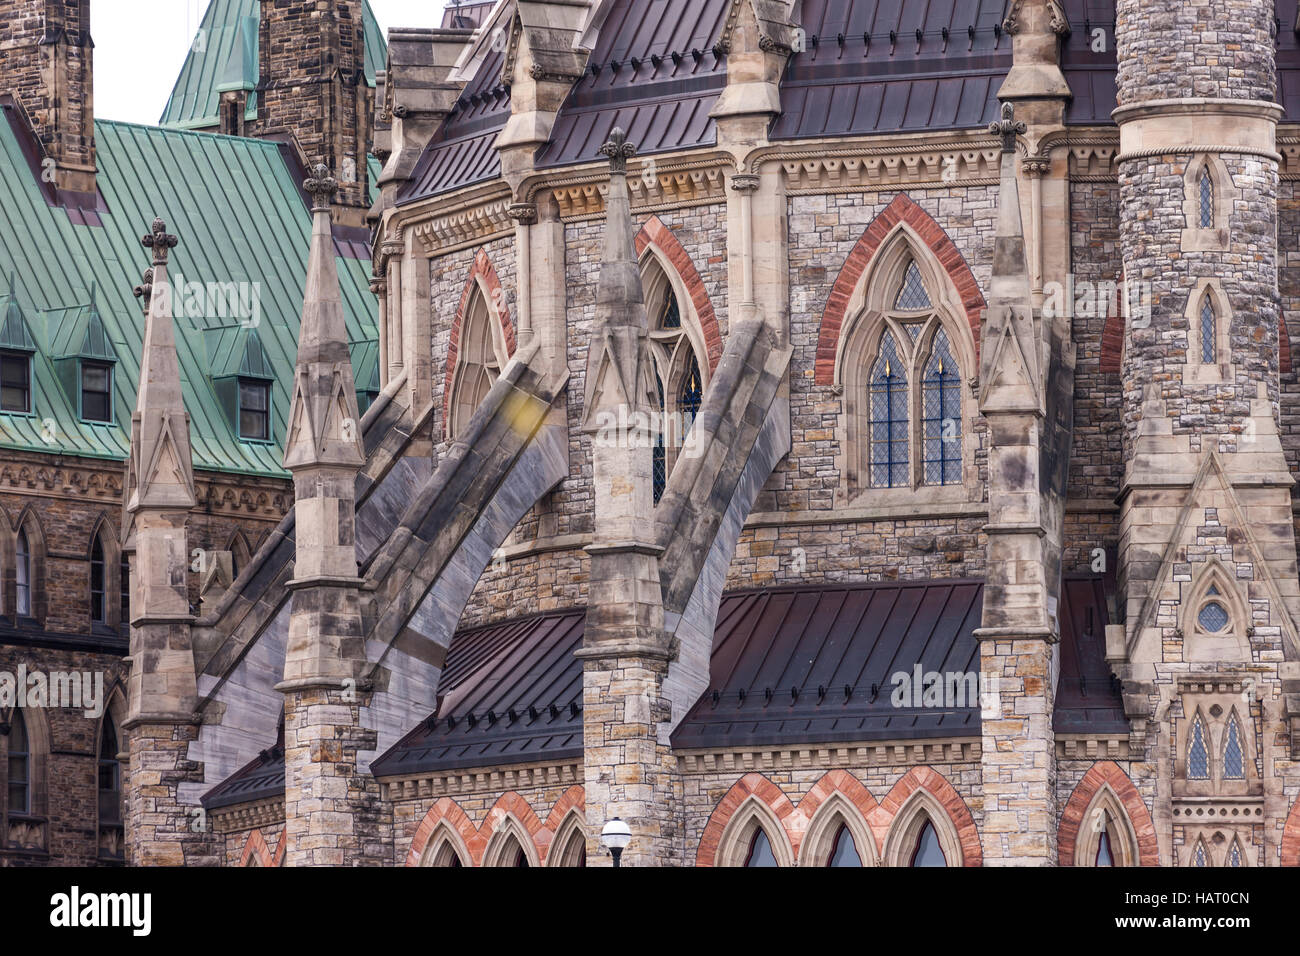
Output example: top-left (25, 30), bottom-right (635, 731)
top-left (581, 129), bottom-right (658, 428)
top-left (126, 219), bottom-right (197, 515)
top-left (979, 103), bottom-right (1040, 409)
top-left (283, 164), bottom-right (365, 471)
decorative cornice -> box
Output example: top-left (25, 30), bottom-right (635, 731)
top-left (208, 796), bottom-right (284, 834)
top-left (1055, 734), bottom-right (1135, 761)
top-left (751, 136), bottom-right (1005, 193)
top-left (378, 760), bottom-right (584, 800)
top-left (676, 738), bottom-right (981, 774)
top-left (412, 197), bottom-right (515, 256)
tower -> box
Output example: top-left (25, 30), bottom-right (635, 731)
top-left (1112, 0), bottom-right (1298, 865)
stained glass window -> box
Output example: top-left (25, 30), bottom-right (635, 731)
top-left (896, 259), bottom-right (932, 310)
top-left (1198, 601), bottom-right (1229, 633)
top-left (869, 331), bottom-right (909, 488)
top-left (1199, 169), bottom-right (1214, 229)
top-left (745, 828), bottom-right (778, 867)
top-left (922, 328), bottom-right (962, 485)
top-left (1194, 842), bottom-right (1208, 867)
top-left (1223, 712), bottom-right (1245, 780)
top-left (910, 819), bottom-right (947, 866)
top-left (1200, 296), bottom-right (1216, 365)
top-left (1228, 842), bottom-right (1242, 867)
top-left (1188, 714), bottom-right (1210, 779)
top-left (678, 354), bottom-right (703, 429)
top-left (827, 823), bottom-right (862, 867)
top-left (660, 289), bottom-right (681, 329)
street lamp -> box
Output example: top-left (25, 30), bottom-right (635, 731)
top-left (601, 817), bottom-right (632, 868)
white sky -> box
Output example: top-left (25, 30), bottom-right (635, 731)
top-left (90, 0), bottom-right (456, 125)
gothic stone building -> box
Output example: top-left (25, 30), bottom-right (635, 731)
top-left (9, 0), bottom-right (1300, 868)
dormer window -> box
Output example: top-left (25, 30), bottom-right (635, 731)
top-left (1, 350), bottom-right (31, 413)
top-left (238, 378), bottom-right (271, 442)
top-left (80, 361), bottom-right (113, 423)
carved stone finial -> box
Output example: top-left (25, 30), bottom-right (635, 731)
top-left (141, 218), bottom-right (178, 264)
top-left (133, 267), bottom-right (154, 303)
top-left (989, 102), bottom-right (1026, 153)
top-left (304, 163), bottom-right (338, 210)
top-left (599, 127), bottom-right (637, 175)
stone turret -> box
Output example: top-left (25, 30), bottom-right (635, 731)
top-left (1113, 0), bottom-right (1297, 866)
top-left (121, 220), bottom-right (212, 866)
top-left (258, 0), bottom-right (371, 223)
top-left (577, 129), bottom-right (678, 866)
top-left (0, 0), bottom-right (96, 194)
top-left (276, 165), bottom-right (382, 866)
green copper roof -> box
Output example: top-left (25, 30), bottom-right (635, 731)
top-left (160, 0), bottom-right (388, 130)
top-left (0, 111), bottom-right (379, 476)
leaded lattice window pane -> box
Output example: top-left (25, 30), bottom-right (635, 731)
top-left (660, 289), bottom-right (681, 329)
top-left (895, 259), bottom-right (932, 310)
top-left (1200, 296), bottom-right (1216, 365)
top-left (1223, 712), bottom-right (1245, 780)
top-left (1188, 714), bottom-right (1210, 779)
top-left (1194, 843), bottom-right (1208, 867)
top-left (653, 372), bottom-right (666, 503)
top-left (1199, 169), bottom-right (1214, 229)
top-left (869, 331), bottom-right (909, 488)
top-left (922, 328), bottom-right (962, 486)
top-left (678, 354), bottom-right (702, 424)
top-left (1198, 601), bottom-right (1229, 633)
top-left (1229, 843), bottom-right (1242, 867)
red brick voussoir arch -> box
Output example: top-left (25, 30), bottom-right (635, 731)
top-left (444, 248), bottom-right (517, 418)
top-left (1282, 797), bottom-right (1300, 866)
top-left (814, 193), bottom-right (985, 386)
top-left (696, 772), bottom-right (799, 866)
top-left (1058, 761), bottom-right (1159, 866)
top-left (879, 766), bottom-right (983, 867)
top-left (238, 828), bottom-right (275, 867)
top-left (793, 768), bottom-right (883, 860)
top-left (635, 215), bottom-right (723, 373)
top-left (405, 787), bottom-right (586, 866)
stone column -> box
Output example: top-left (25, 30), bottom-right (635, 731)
top-left (121, 224), bottom-right (213, 866)
top-left (578, 130), bottom-right (679, 866)
top-left (276, 166), bottom-right (383, 866)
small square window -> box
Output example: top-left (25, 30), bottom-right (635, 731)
top-left (1, 351), bottom-right (32, 413)
top-left (81, 361), bottom-right (113, 423)
top-left (238, 378), bottom-right (271, 441)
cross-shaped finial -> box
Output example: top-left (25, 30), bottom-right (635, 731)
top-left (304, 163), bottom-right (338, 211)
top-left (599, 127), bottom-right (637, 175)
top-left (141, 218), bottom-right (178, 264)
top-left (989, 102), bottom-right (1026, 153)
top-left (133, 267), bottom-right (154, 305)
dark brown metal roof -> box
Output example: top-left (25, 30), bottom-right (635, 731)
top-left (1053, 575), bottom-right (1127, 734)
top-left (534, 0), bottom-right (731, 168)
top-left (205, 577), bottom-right (1120, 798)
top-left (1060, 0), bottom-right (1116, 125)
top-left (397, 40), bottom-right (511, 202)
top-left (369, 609), bottom-right (586, 777)
top-left (201, 730), bottom-right (284, 811)
top-left (770, 0), bottom-right (1012, 139)
top-left (670, 580), bottom-right (985, 750)
top-left (1278, 0), bottom-right (1300, 122)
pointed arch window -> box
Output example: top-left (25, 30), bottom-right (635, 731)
top-left (869, 331), bottom-right (909, 488)
top-left (7, 709), bottom-right (30, 815)
top-left (642, 256), bottom-right (708, 504)
top-left (1223, 712), bottom-right (1245, 780)
top-left (1199, 169), bottom-right (1214, 229)
top-left (744, 827), bottom-right (778, 867)
top-left (15, 528), bottom-right (31, 619)
top-left (827, 823), bottom-right (863, 867)
top-left (1188, 713), bottom-right (1210, 780)
top-left (449, 286), bottom-right (506, 439)
top-left (910, 818), bottom-right (947, 866)
top-left (1193, 841), bottom-right (1209, 867)
top-left (1199, 294), bottom-right (1216, 365)
top-left (844, 242), bottom-right (970, 496)
top-left (97, 714), bottom-right (123, 861)
top-left (90, 535), bottom-right (107, 626)
top-left (1228, 840), bottom-right (1243, 867)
